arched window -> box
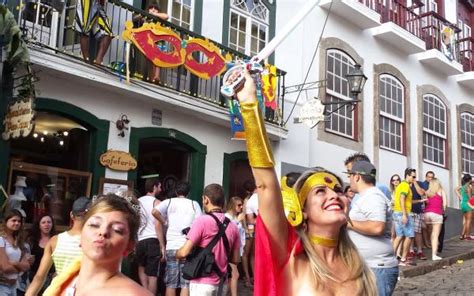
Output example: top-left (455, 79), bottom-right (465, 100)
top-left (422, 94), bottom-right (447, 166)
top-left (461, 112), bottom-right (474, 174)
top-left (229, 0), bottom-right (269, 56)
top-left (325, 49), bottom-right (356, 138)
top-left (379, 74), bottom-right (404, 153)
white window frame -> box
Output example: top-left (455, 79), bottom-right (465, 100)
top-left (379, 74), bottom-right (404, 153)
top-left (325, 49), bottom-right (356, 139)
top-left (422, 94), bottom-right (447, 166)
top-left (229, 0), bottom-right (269, 56)
top-left (457, 19), bottom-right (472, 59)
top-left (461, 112), bottom-right (474, 175)
top-left (166, 0), bottom-right (194, 30)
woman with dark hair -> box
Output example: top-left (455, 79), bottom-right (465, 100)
top-left (0, 209), bottom-right (33, 296)
top-left (389, 174), bottom-right (401, 198)
top-left (43, 194), bottom-right (152, 295)
top-left (456, 174), bottom-right (474, 240)
top-left (233, 70), bottom-right (376, 295)
top-left (389, 174), bottom-right (402, 245)
top-left (343, 185), bottom-right (355, 203)
top-left (27, 214), bottom-right (56, 291)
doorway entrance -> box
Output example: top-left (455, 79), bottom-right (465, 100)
top-left (129, 127), bottom-right (206, 202)
top-left (136, 137), bottom-right (190, 199)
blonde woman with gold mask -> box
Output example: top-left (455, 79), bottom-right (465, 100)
top-left (234, 70), bottom-right (376, 296)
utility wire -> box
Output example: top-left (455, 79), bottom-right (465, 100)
top-left (283, 0), bottom-right (333, 126)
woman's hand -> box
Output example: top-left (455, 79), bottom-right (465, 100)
top-left (235, 69), bottom-right (258, 104)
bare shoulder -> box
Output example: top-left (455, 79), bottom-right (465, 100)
top-left (106, 275), bottom-right (153, 295)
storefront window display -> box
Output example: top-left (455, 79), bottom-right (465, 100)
top-left (7, 111), bottom-right (92, 225)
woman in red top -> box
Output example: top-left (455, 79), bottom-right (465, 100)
top-left (234, 70), bottom-right (376, 295)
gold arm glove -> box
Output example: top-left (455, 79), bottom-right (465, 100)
top-left (240, 100), bottom-right (274, 168)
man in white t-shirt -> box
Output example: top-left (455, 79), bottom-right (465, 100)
top-left (153, 181), bottom-right (202, 296)
top-left (137, 177), bottom-right (165, 295)
top-left (346, 161), bottom-right (399, 296)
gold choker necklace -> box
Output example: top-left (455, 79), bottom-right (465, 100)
top-left (309, 235), bottom-right (338, 247)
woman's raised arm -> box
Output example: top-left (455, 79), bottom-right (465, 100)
top-left (235, 70), bottom-right (289, 265)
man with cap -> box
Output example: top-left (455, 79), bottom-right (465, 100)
top-left (26, 196), bottom-right (90, 296)
top-left (346, 161), bottom-right (399, 296)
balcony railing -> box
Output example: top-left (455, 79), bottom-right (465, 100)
top-left (359, 0), bottom-right (422, 37)
top-left (12, 0), bottom-right (286, 126)
top-left (359, 0), bottom-right (470, 65)
top-left (418, 12), bottom-right (460, 55)
top-left (457, 36), bottom-right (474, 72)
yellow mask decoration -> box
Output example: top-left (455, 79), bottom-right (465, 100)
top-left (282, 172), bottom-right (342, 227)
top-left (281, 176), bottom-right (302, 227)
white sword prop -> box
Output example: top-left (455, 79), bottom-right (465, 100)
top-left (220, 0), bottom-right (321, 97)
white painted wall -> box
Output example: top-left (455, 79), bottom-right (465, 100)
top-left (379, 149), bottom-right (408, 186)
top-left (201, 0), bottom-right (225, 43)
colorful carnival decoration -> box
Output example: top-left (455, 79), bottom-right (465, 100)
top-left (122, 21), bottom-right (232, 79)
top-left (441, 25), bottom-right (456, 61)
top-left (184, 38), bottom-right (231, 79)
top-left (261, 64), bottom-right (277, 110)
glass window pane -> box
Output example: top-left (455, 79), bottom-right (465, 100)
top-left (182, 6), bottom-right (191, 24)
top-left (251, 23), bottom-right (258, 37)
top-left (259, 26), bottom-right (266, 41)
top-left (231, 13), bottom-right (238, 28)
top-left (239, 32), bottom-right (246, 47)
top-left (239, 16), bottom-right (246, 30)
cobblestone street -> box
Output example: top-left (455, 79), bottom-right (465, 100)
top-left (394, 259), bottom-right (474, 295)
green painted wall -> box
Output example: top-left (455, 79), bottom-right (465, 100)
top-left (128, 127), bottom-right (207, 202)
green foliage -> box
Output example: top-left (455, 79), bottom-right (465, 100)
top-left (0, 4), bottom-right (29, 66)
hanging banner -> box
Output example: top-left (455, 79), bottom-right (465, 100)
top-left (2, 97), bottom-right (35, 140)
top-left (122, 21), bottom-right (232, 79)
top-left (228, 100), bottom-right (245, 140)
top-left (441, 26), bottom-right (456, 61)
top-left (262, 64), bottom-right (277, 110)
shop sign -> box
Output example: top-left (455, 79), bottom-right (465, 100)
top-left (293, 98), bottom-right (326, 127)
top-left (2, 97), bottom-right (35, 140)
top-left (100, 150), bottom-right (137, 171)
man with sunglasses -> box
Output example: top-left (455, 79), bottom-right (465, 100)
top-left (346, 161), bottom-right (399, 296)
top-left (392, 168), bottom-right (419, 266)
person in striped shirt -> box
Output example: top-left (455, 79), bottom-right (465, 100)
top-left (25, 197), bottom-right (90, 296)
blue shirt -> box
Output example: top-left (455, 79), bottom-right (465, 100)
top-left (410, 181), bottom-right (429, 214)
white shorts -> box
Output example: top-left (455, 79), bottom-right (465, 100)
top-left (190, 283), bottom-right (228, 296)
top-left (424, 212), bottom-right (443, 224)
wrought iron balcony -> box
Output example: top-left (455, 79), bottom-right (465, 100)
top-left (359, 0), bottom-right (422, 37)
top-left (458, 36), bottom-right (474, 72)
top-left (10, 0), bottom-right (286, 126)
